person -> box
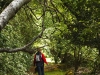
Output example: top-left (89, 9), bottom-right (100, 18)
top-left (33, 48), bottom-right (48, 75)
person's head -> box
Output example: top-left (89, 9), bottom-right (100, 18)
top-left (37, 48), bottom-right (42, 52)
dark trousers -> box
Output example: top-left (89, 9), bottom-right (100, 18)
top-left (37, 66), bottom-right (44, 75)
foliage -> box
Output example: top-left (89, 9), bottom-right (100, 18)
top-left (0, 52), bottom-right (33, 75)
top-left (0, 0), bottom-right (12, 12)
top-left (61, 0), bottom-right (100, 47)
top-left (0, 0), bottom-right (100, 74)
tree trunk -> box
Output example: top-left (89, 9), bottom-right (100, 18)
top-left (0, 0), bottom-right (31, 31)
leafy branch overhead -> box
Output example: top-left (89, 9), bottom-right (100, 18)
top-left (0, 0), bottom-right (48, 53)
top-left (0, 0), bottom-right (100, 54)
top-left (0, 0), bottom-right (62, 53)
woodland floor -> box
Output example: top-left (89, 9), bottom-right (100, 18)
top-left (28, 64), bottom-right (100, 75)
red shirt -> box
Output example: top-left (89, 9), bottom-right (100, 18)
top-left (34, 52), bottom-right (48, 66)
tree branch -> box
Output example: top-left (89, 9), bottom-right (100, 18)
top-left (0, 0), bottom-right (47, 53)
top-left (0, 28), bottom-right (44, 53)
top-left (0, 0), bottom-right (31, 31)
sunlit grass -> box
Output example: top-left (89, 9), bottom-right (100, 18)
top-left (45, 70), bottom-right (65, 75)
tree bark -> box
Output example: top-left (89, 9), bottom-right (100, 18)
top-left (0, 0), bottom-right (31, 31)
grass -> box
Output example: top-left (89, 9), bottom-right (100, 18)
top-left (45, 70), bottom-right (65, 75)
